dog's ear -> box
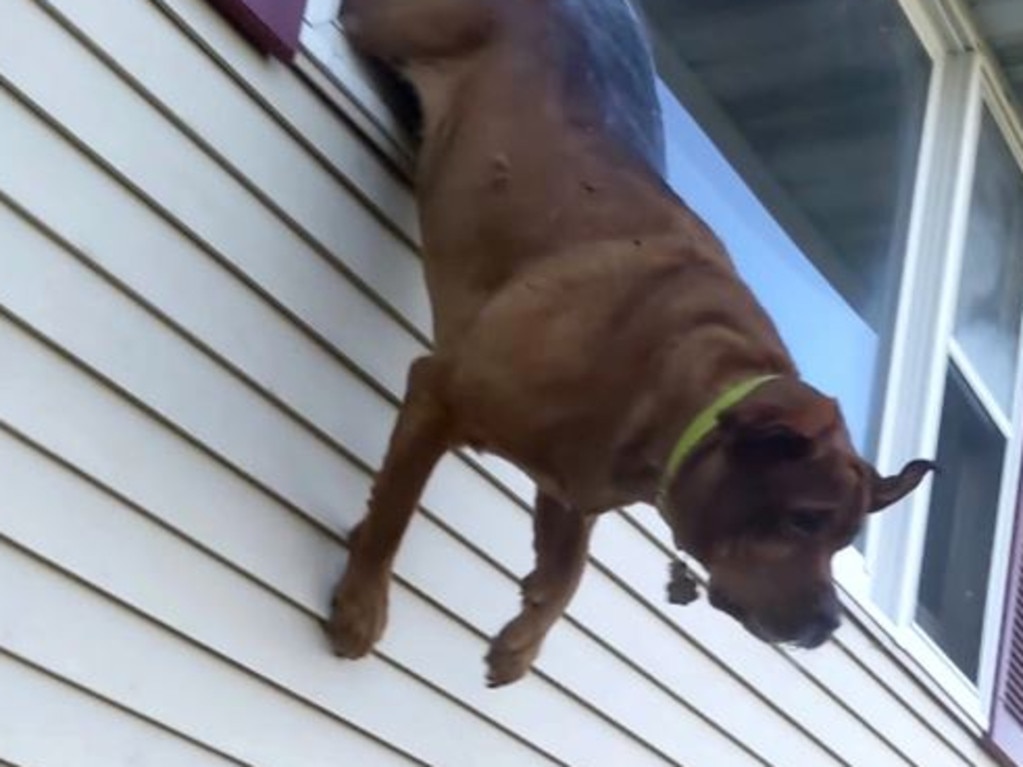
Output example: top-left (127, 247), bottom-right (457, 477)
top-left (866, 459), bottom-right (937, 513)
top-left (718, 394), bottom-right (839, 462)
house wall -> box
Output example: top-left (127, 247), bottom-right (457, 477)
top-left (0, 1), bottom-right (1005, 765)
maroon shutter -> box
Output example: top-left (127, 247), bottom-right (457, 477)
top-left (989, 475), bottom-right (1023, 766)
top-left (208, 0), bottom-right (307, 61)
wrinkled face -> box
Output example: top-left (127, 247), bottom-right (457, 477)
top-left (663, 383), bottom-right (934, 649)
top-left (698, 447), bottom-right (866, 648)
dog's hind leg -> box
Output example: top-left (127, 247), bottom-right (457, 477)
top-left (328, 357), bottom-right (450, 659)
top-left (486, 493), bottom-right (596, 687)
top-left (340, 0), bottom-right (494, 63)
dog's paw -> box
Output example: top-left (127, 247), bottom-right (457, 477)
top-left (485, 641), bottom-right (537, 688)
top-left (485, 617), bottom-right (541, 688)
top-left (327, 578), bottom-right (388, 659)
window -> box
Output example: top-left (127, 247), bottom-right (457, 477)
top-left (860, 83), bottom-right (1023, 727)
top-left (915, 108), bottom-right (1023, 687)
top-left (917, 366), bottom-right (1005, 681)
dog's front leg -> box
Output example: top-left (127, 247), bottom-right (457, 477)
top-left (486, 494), bottom-right (597, 687)
top-left (328, 357), bottom-right (449, 659)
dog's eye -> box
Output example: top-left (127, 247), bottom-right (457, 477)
top-left (785, 510), bottom-right (828, 537)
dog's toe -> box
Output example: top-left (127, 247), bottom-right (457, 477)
top-left (485, 620), bottom-right (541, 687)
top-left (327, 584), bottom-right (388, 659)
top-left (485, 643), bottom-right (535, 687)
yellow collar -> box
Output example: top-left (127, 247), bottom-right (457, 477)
top-left (656, 374), bottom-right (780, 508)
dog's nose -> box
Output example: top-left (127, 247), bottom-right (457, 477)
top-left (796, 607), bottom-right (840, 649)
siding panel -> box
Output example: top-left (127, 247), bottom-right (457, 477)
top-left (0, 423), bottom-right (561, 767)
top-left (47, 0), bottom-right (415, 238)
top-left (0, 278), bottom-right (675, 766)
top-left (0, 653), bottom-right (242, 767)
top-left (0, 0), bottom-right (432, 338)
top-left (0, 84), bottom-right (421, 400)
top-left (0, 137), bottom-right (756, 762)
top-left (160, 0), bottom-right (418, 224)
top-left (0, 542), bottom-right (419, 767)
top-left (0, 84), bottom-right (793, 764)
top-left (832, 619), bottom-right (991, 765)
top-left (0, 143), bottom-right (820, 764)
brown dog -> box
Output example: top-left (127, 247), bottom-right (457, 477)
top-left (328, 0), bottom-right (934, 687)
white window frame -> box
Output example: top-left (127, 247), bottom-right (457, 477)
top-left (866, 42), bottom-right (1023, 722)
top-left (298, 0), bottom-right (1023, 728)
top-left (831, 8), bottom-right (956, 605)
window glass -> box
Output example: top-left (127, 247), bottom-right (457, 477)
top-left (640, 0), bottom-right (931, 453)
top-left (954, 110), bottom-right (1023, 415)
top-left (917, 366), bottom-right (1004, 681)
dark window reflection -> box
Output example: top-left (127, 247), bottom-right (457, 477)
top-left (917, 366), bottom-right (1004, 681)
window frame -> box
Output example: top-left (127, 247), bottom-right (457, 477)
top-left (865, 53), bottom-right (1023, 723)
top-left (295, 0), bottom-right (1023, 738)
top-left (832, 12), bottom-right (960, 608)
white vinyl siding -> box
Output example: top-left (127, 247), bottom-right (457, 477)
top-left (0, 0), bottom-right (1003, 765)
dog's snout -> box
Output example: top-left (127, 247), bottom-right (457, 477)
top-left (795, 595), bottom-right (840, 649)
top-left (707, 580), bottom-right (841, 648)
top-left (708, 587), bottom-right (744, 621)
top-left (794, 611), bottom-right (838, 649)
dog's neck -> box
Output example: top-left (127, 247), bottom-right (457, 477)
top-left (655, 373), bottom-right (781, 508)
top-left (611, 319), bottom-right (795, 508)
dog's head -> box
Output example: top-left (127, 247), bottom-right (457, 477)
top-left (662, 377), bottom-right (933, 648)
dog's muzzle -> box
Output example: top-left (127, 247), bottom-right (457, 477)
top-left (708, 586), bottom-right (840, 649)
